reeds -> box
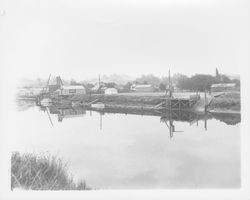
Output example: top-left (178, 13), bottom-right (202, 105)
top-left (11, 152), bottom-right (91, 190)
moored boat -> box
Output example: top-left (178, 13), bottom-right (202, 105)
top-left (91, 102), bottom-right (105, 109)
top-left (40, 98), bottom-right (52, 106)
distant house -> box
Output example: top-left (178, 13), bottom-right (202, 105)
top-left (58, 85), bottom-right (86, 95)
top-left (130, 84), bottom-right (155, 93)
top-left (105, 88), bottom-right (118, 95)
top-left (211, 83), bottom-right (236, 92)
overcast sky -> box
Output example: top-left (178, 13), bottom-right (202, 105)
top-left (0, 0), bottom-right (248, 81)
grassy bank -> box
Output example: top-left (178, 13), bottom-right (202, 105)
top-left (209, 92), bottom-right (241, 112)
top-left (70, 93), bottom-right (165, 106)
top-left (57, 91), bottom-right (241, 113)
top-left (11, 152), bottom-right (91, 190)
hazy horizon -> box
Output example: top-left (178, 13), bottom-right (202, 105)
top-left (1, 0), bottom-right (248, 83)
top-left (19, 70), bottom-right (240, 83)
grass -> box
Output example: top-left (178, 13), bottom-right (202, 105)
top-left (70, 93), bottom-right (165, 106)
top-left (209, 92), bottom-right (241, 111)
top-left (11, 152), bottom-right (91, 190)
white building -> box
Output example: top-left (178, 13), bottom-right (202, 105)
top-left (59, 85), bottom-right (86, 95)
top-left (105, 88), bottom-right (118, 95)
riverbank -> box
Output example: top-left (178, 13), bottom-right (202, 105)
top-left (70, 93), bottom-right (165, 106)
top-left (208, 92), bottom-right (241, 114)
top-left (31, 91), bottom-right (241, 115)
top-left (11, 152), bottom-right (91, 190)
top-left (69, 91), bottom-right (240, 113)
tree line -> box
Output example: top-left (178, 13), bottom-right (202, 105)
top-left (31, 73), bottom-right (240, 93)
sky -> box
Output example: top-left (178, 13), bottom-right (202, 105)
top-left (0, 0), bottom-right (248, 82)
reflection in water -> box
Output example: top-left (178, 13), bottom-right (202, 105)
top-left (16, 100), bottom-right (36, 111)
top-left (35, 103), bottom-right (240, 139)
top-left (160, 116), bottom-right (184, 139)
top-left (13, 101), bottom-right (241, 189)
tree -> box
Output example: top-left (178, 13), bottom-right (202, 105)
top-left (176, 75), bottom-right (190, 90)
top-left (220, 75), bottom-right (231, 83)
top-left (70, 79), bottom-right (78, 85)
top-left (176, 74), bottom-right (215, 91)
top-left (188, 74), bottom-right (215, 91)
top-left (106, 82), bottom-right (116, 88)
top-left (122, 82), bottom-right (133, 92)
top-left (159, 83), bottom-right (167, 91)
top-left (135, 74), bottom-right (161, 86)
top-left (231, 79), bottom-right (240, 87)
top-left (83, 83), bottom-right (95, 94)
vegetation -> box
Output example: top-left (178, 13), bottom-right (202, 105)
top-left (177, 74), bottom-right (216, 91)
top-left (135, 74), bottom-right (161, 86)
top-left (209, 92), bottom-right (241, 112)
top-left (19, 70), bottom-right (240, 95)
top-left (71, 93), bottom-right (165, 106)
top-left (11, 152), bottom-right (91, 190)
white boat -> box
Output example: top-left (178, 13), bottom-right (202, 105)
top-left (71, 101), bottom-right (81, 107)
top-left (91, 102), bottom-right (105, 109)
top-left (40, 98), bottom-right (52, 106)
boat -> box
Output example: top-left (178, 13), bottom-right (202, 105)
top-left (40, 98), bottom-right (52, 106)
top-left (91, 102), bottom-right (105, 109)
top-left (71, 101), bottom-right (81, 107)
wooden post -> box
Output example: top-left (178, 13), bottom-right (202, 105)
top-left (196, 114), bottom-right (198, 126)
top-left (204, 114), bottom-right (207, 131)
top-left (100, 113), bottom-right (102, 130)
top-left (168, 69), bottom-right (172, 98)
top-left (204, 89), bottom-right (207, 113)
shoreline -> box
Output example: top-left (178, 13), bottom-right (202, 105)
top-left (18, 91), bottom-right (241, 115)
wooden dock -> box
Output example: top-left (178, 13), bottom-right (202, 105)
top-left (161, 94), bottom-right (200, 111)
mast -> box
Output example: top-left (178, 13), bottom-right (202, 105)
top-left (168, 69), bottom-right (172, 98)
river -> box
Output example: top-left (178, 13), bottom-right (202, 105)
top-left (10, 101), bottom-right (241, 189)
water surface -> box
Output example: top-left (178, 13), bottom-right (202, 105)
top-left (10, 102), bottom-right (241, 189)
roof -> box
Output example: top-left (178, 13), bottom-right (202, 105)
top-left (211, 83), bottom-right (236, 88)
top-left (61, 85), bottom-right (85, 90)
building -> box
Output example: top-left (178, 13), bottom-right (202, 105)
top-left (130, 84), bottom-right (155, 93)
top-left (59, 85), bottom-right (86, 95)
top-left (105, 88), bottom-right (118, 95)
top-left (211, 83), bottom-right (236, 92)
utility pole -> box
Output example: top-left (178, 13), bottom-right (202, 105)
top-left (168, 69), bottom-right (171, 98)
